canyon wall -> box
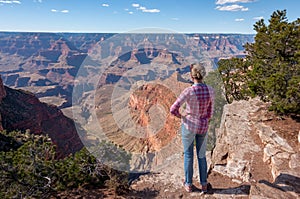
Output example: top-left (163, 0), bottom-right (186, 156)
top-left (0, 76), bottom-right (83, 158)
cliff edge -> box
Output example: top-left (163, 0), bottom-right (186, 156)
top-left (130, 98), bottom-right (300, 198)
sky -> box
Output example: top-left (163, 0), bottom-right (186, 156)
top-left (0, 0), bottom-right (299, 34)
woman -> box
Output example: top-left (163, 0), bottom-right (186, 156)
top-left (170, 63), bottom-right (214, 193)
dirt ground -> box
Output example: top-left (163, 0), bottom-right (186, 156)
top-left (52, 171), bottom-right (250, 199)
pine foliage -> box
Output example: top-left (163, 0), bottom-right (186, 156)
top-left (218, 10), bottom-right (300, 115)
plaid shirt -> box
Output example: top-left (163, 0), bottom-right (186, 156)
top-left (170, 83), bottom-right (214, 134)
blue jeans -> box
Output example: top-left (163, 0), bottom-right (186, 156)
top-left (181, 124), bottom-right (208, 186)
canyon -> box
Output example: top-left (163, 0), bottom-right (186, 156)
top-left (1, 31), bottom-right (252, 164)
top-left (1, 32), bottom-right (299, 198)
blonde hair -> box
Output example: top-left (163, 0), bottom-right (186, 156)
top-left (190, 63), bottom-right (206, 80)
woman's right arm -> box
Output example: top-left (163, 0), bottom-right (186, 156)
top-left (170, 88), bottom-right (188, 118)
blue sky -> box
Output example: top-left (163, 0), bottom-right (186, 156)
top-left (0, 0), bottom-right (299, 33)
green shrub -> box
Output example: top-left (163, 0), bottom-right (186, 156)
top-left (0, 130), bottom-right (129, 198)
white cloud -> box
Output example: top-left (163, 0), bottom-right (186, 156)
top-left (235, 18), bottom-right (244, 21)
top-left (132, 4), bottom-right (160, 13)
top-left (0, 0), bottom-right (21, 4)
top-left (51, 9), bottom-right (69, 13)
top-left (129, 11), bottom-right (133, 14)
top-left (216, 0), bottom-right (255, 5)
top-left (171, 18), bottom-right (179, 21)
top-left (216, 4), bottom-right (248, 11)
top-left (138, 6), bottom-right (146, 10)
top-left (142, 9), bottom-right (160, 13)
top-left (253, 16), bottom-right (264, 20)
top-left (102, 3), bottom-right (109, 7)
top-left (132, 3), bottom-right (139, 7)
top-left (124, 8), bottom-right (129, 11)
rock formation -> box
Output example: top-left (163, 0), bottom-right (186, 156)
top-left (95, 74), bottom-right (184, 153)
top-left (0, 76), bottom-right (83, 158)
top-left (211, 98), bottom-right (300, 198)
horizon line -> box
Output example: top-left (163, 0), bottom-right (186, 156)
top-left (0, 30), bottom-right (256, 35)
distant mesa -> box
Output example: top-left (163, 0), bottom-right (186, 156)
top-left (110, 48), bottom-right (180, 66)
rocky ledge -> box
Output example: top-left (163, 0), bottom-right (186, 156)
top-left (130, 98), bottom-right (300, 198)
top-left (211, 98), bottom-right (300, 198)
